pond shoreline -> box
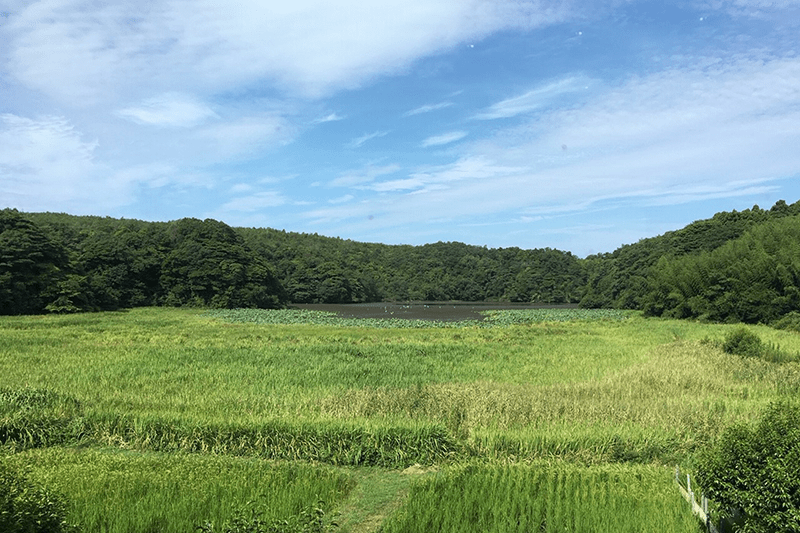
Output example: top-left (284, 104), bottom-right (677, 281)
top-left (290, 301), bottom-right (579, 322)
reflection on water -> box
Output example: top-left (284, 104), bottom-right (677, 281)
top-left (291, 302), bottom-right (578, 322)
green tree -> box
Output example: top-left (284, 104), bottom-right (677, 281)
top-left (0, 209), bottom-right (68, 314)
top-left (160, 218), bottom-right (285, 308)
top-left (697, 402), bottom-right (800, 533)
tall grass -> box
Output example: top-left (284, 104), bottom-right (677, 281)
top-left (85, 415), bottom-right (458, 467)
top-left (2, 308), bottom-right (799, 531)
top-left (5, 447), bottom-right (353, 533)
top-left (379, 462), bottom-right (699, 533)
top-left (1, 308), bottom-right (798, 465)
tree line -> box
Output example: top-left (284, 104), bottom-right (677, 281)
top-left (3, 199), bottom-right (800, 325)
top-left (0, 209), bottom-right (584, 314)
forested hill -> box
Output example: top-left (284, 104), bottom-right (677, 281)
top-left (237, 228), bottom-right (584, 304)
top-left (1, 209), bottom-right (584, 314)
top-left (580, 199), bottom-right (800, 322)
top-left (3, 199), bottom-right (800, 324)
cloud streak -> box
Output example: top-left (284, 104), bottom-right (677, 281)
top-left (348, 130), bottom-right (389, 148)
top-left (474, 76), bottom-right (593, 120)
top-left (404, 101), bottom-right (454, 116)
top-left (303, 54), bottom-right (800, 239)
top-left (116, 93), bottom-right (218, 128)
top-left (421, 131), bottom-right (468, 147)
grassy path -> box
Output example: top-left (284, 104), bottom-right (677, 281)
top-left (336, 466), bottom-right (436, 533)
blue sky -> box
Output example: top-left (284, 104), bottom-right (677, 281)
top-left (1, 0), bottom-right (799, 256)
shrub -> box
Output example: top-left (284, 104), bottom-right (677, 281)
top-left (0, 460), bottom-right (75, 533)
top-left (773, 311), bottom-right (800, 333)
top-left (721, 327), bottom-right (798, 363)
top-left (696, 402), bottom-right (800, 533)
top-left (722, 327), bottom-right (764, 358)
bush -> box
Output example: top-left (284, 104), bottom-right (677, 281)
top-left (773, 311), bottom-right (800, 333)
top-left (0, 460), bottom-right (75, 533)
top-left (721, 328), bottom-right (798, 363)
top-left (722, 327), bottom-right (764, 358)
top-left (696, 402), bottom-right (800, 533)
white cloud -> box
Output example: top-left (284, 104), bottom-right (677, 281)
top-left (230, 183), bottom-right (254, 194)
top-left (369, 178), bottom-right (425, 192)
top-left (116, 93), bottom-right (218, 128)
top-left (329, 194), bottom-right (354, 204)
top-left (300, 55), bottom-right (800, 234)
top-left (0, 114), bottom-right (104, 210)
top-left (0, 114), bottom-right (216, 213)
top-left (348, 130), bottom-right (389, 148)
top-left (404, 101), bottom-right (454, 116)
top-left (421, 130), bottom-right (468, 147)
top-left (221, 191), bottom-right (288, 212)
top-left (313, 112), bottom-right (345, 124)
top-left (193, 115), bottom-right (295, 161)
top-left (3, 0), bottom-right (574, 103)
top-left (474, 76), bottom-right (593, 120)
top-left (330, 164), bottom-right (401, 187)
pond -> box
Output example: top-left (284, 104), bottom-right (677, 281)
top-left (290, 302), bottom-right (578, 322)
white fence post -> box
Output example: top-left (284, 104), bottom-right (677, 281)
top-left (675, 466), bottom-right (713, 531)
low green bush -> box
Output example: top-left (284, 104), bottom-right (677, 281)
top-left (721, 327), bottom-right (797, 363)
top-left (697, 401), bottom-right (800, 533)
top-left (722, 327), bottom-right (764, 358)
top-left (773, 311), bottom-right (800, 333)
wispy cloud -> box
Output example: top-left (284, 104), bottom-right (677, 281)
top-left (313, 112), bottom-right (345, 124)
top-left (369, 178), bottom-right (425, 192)
top-left (404, 101), bottom-right (454, 116)
top-left (474, 76), bottom-right (592, 120)
top-left (116, 93), bottom-right (218, 128)
top-left (348, 130), bottom-right (389, 148)
top-left (193, 115), bottom-right (295, 161)
top-left (302, 55), bottom-right (800, 238)
top-left (421, 131), bottom-right (468, 147)
top-left (221, 191), bottom-right (288, 212)
top-left (330, 163), bottom-right (401, 187)
top-left (0, 114), bottom-right (104, 210)
top-left (329, 194), bottom-right (354, 204)
top-left (4, 0), bottom-right (573, 102)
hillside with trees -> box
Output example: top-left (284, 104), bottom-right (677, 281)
top-left (580, 200), bottom-right (800, 312)
top-left (1, 210), bottom-right (287, 314)
top-left (1, 209), bottom-right (585, 314)
top-left (641, 213), bottom-right (800, 324)
top-left (3, 198), bottom-right (800, 324)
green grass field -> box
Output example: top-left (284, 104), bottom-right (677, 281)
top-left (2, 307), bottom-right (799, 532)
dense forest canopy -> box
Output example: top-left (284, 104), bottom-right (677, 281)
top-left (2, 198), bottom-right (800, 325)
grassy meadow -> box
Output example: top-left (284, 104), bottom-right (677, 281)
top-left (2, 307), bottom-right (800, 532)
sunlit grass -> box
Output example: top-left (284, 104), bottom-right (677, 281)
top-left (4, 446), bottom-right (352, 533)
top-left (1, 308), bottom-right (798, 458)
top-left (2, 307), bottom-right (799, 531)
top-left (379, 462), bottom-right (699, 533)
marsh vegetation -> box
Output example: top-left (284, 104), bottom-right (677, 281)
top-left (2, 307), bottom-right (800, 531)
